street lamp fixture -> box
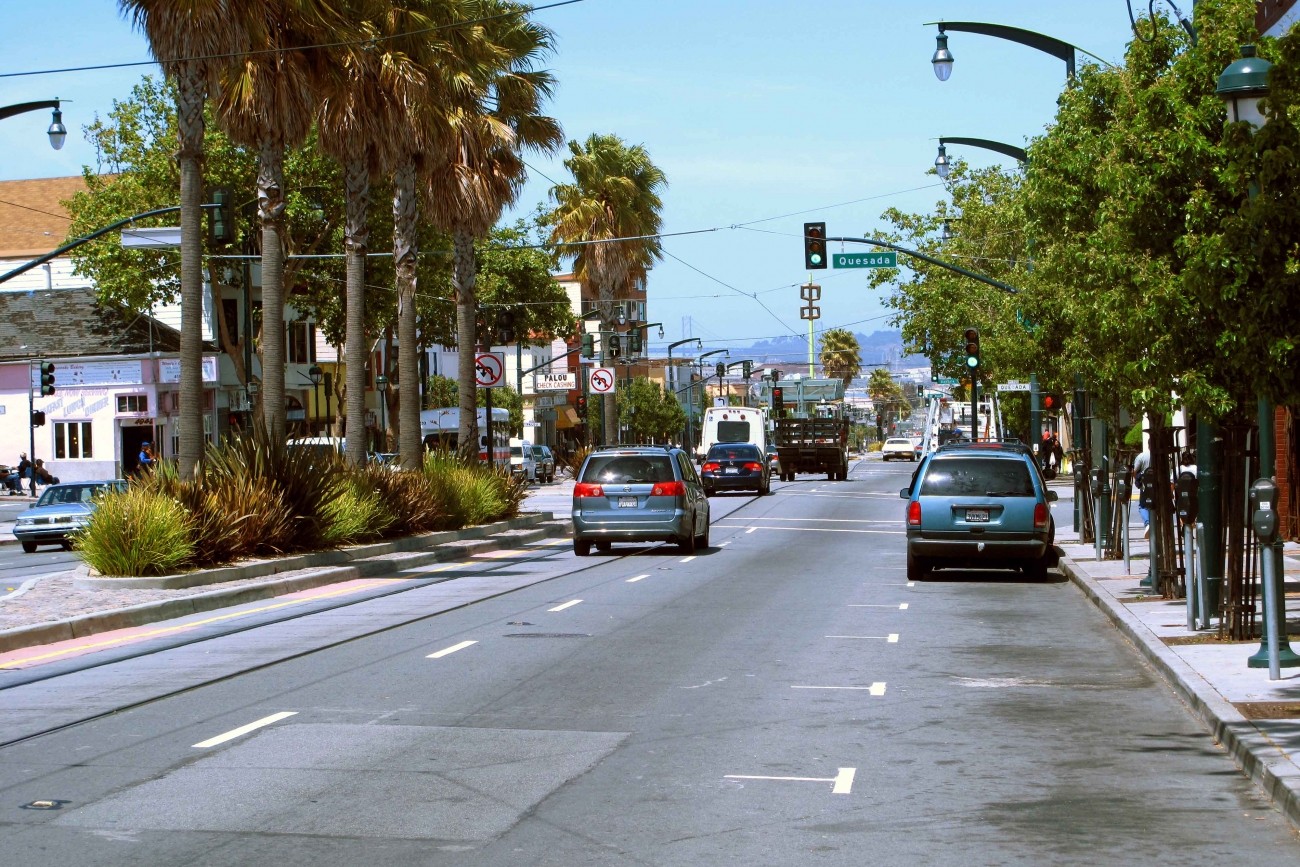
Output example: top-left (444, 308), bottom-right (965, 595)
top-left (934, 143), bottom-right (950, 179)
top-left (308, 364), bottom-right (323, 434)
top-left (941, 218), bottom-right (956, 242)
top-left (931, 31), bottom-right (955, 81)
top-left (1216, 44), bottom-right (1271, 130)
top-left (0, 100), bottom-right (68, 150)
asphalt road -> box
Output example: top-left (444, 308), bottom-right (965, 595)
top-left (1, 458), bottom-right (1297, 865)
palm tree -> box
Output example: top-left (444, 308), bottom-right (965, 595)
top-left (212, 1), bottom-right (339, 443)
top-left (424, 1), bottom-right (562, 461)
top-left (119, 1), bottom-right (250, 478)
top-left (316, 8), bottom-right (422, 466)
top-left (548, 134), bottom-right (667, 445)
top-left (383, 0), bottom-right (492, 469)
top-left (819, 328), bottom-right (862, 386)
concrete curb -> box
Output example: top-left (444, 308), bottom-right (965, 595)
top-left (1060, 554), bottom-right (1300, 830)
top-left (72, 513), bottom-right (554, 590)
top-left (0, 513), bottom-right (571, 655)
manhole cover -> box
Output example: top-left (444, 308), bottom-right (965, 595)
top-left (503, 633), bottom-right (590, 639)
top-left (505, 621), bottom-right (534, 626)
top-left (1233, 701), bottom-right (1300, 720)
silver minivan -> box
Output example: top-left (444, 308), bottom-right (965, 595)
top-left (572, 446), bottom-right (710, 555)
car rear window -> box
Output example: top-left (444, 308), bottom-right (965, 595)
top-left (920, 457), bottom-right (1034, 497)
top-left (707, 445), bottom-right (761, 461)
top-left (886, 439), bottom-right (912, 446)
top-left (582, 454), bottom-right (675, 484)
top-left (716, 420), bottom-right (756, 443)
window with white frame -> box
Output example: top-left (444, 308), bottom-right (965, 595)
top-left (288, 320), bottom-right (317, 364)
top-left (54, 421), bottom-right (94, 459)
top-left (116, 394), bottom-right (149, 414)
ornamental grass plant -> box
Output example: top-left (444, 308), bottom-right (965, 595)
top-left (77, 486), bottom-right (194, 577)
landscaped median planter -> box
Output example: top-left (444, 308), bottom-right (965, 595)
top-left (73, 512), bottom-right (558, 590)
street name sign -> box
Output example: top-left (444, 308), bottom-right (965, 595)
top-left (833, 252), bottom-right (897, 269)
top-left (535, 372), bottom-right (576, 391)
top-left (997, 380), bottom-right (1031, 392)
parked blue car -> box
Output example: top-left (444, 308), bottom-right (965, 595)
top-left (900, 442), bottom-right (1057, 580)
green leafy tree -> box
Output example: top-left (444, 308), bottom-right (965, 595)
top-left (426, 375), bottom-right (459, 410)
top-left (617, 376), bottom-right (685, 444)
top-left (868, 368), bottom-right (909, 437)
top-left (477, 385), bottom-right (523, 437)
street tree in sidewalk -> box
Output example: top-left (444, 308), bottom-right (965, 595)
top-left (867, 368), bottom-right (910, 438)
top-left (616, 376), bottom-right (686, 444)
top-left (547, 133), bottom-right (667, 446)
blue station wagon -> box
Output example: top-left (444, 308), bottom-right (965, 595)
top-left (900, 443), bottom-right (1057, 580)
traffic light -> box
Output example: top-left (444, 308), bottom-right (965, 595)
top-left (715, 361), bottom-right (726, 377)
top-left (1042, 392), bottom-right (1062, 412)
top-left (209, 187), bottom-right (233, 246)
top-left (576, 395), bottom-right (588, 416)
top-left (39, 361), bottom-right (56, 396)
top-left (628, 330), bottom-right (642, 354)
top-left (742, 360), bottom-right (753, 378)
top-left (31, 410), bottom-right (46, 427)
top-left (803, 221), bottom-right (827, 270)
top-left (772, 386), bottom-right (785, 416)
top-left (608, 334), bottom-right (621, 358)
top-left (963, 328), bottom-right (980, 370)
top-left (496, 309), bottom-right (515, 344)
top-left (580, 333), bottom-right (595, 358)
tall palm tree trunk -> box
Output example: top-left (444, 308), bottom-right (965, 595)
top-left (258, 139), bottom-right (289, 443)
top-left (453, 228), bottom-right (479, 462)
top-left (177, 68), bottom-right (206, 480)
top-left (344, 156), bottom-right (371, 468)
top-left (394, 160), bottom-right (421, 470)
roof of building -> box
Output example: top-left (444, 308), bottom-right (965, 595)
top-left (0, 286), bottom-right (187, 362)
top-left (0, 176), bottom-right (87, 258)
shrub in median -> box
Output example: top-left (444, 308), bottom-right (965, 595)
top-left (78, 486), bottom-right (195, 577)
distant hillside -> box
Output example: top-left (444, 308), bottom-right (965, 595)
top-left (737, 330), bottom-right (927, 369)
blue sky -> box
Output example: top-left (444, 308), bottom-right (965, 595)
top-left (1, 1), bottom-right (1144, 357)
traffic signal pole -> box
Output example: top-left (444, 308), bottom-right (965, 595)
top-left (27, 360), bottom-right (35, 495)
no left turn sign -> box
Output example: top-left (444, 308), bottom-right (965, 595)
top-left (475, 352), bottom-right (505, 388)
top-left (589, 367), bottom-right (616, 394)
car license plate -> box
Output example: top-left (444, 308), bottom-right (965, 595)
top-left (724, 467), bottom-right (739, 474)
top-left (965, 508), bottom-right (989, 522)
top-left (618, 497), bottom-right (638, 508)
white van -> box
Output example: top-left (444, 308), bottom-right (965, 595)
top-left (698, 406), bottom-right (768, 460)
top-left (508, 437), bottom-right (536, 482)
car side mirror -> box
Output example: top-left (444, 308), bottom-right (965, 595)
top-left (1046, 490), bottom-right (1058, 502)
top-left (900, 488), bottom-right (911, 499)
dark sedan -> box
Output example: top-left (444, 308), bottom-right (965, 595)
top-left (701, 443), bottom-right (770, 496)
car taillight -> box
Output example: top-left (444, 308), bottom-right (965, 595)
top-left (907, 500), bottom-right (921, 527)
top-left (574, 483), bottom-right (604, 498)
top-left (743, 462), bottom-right (763, 472)
top-left (1034, 502), bottom-right (1049, 529)
top-left (651, 481), bottom-right (685, 496)
top-left (701, 462), bottom-right (721, 473)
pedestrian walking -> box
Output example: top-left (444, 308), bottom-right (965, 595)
top-left (137, 441), bottom-right (155, 475)
top-left (1051, 434), bottom-right (1065, 475)
top-left (1131, 449), bottom-right (1151, 538)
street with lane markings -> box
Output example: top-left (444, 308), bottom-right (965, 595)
top-left (1, 457), bottom-right (1297, 864)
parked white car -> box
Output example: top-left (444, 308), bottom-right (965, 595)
top-left (881, 437), bottom-right (917, 461)
top-left (509, 438), bottom-right (537, 482)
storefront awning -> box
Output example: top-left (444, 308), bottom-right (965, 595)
top-left (556, 405), bottom-right (580, 429)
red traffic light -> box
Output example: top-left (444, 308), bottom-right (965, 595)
top-left (1043, 393), bottom-right (1061, 410)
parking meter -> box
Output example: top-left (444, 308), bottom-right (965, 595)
top-left (1252, 479), bottom-right (1279, 544)
top-left (1139, 468), bottom-right (1156, 509)
top-left (1072, 461), bottom-right (1085, 488)
top-left (1115, 466), bottom-right (1131, 501)
top-left (1089, 468), bottom-right (1104, 497)
top-left (1176, 471), bottom-right (1199, 524)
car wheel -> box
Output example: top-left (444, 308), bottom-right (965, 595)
top-left (704, 487), bottom-right (715, 497)
top-left (573, 538), bottom-right (591, 557)
top-left (21, 541), bottom-right (37, 554)
top-left (595, 540), bottom-right (612, 553)
top-left (678, 518), bottom-right (697, 555)
top-left (61, 541), bottom-right (74, 551)
top-left (696, 521), bottom-right (710, 550)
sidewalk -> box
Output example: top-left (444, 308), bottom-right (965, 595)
top-left (1051, 479), bottom-right (1300, 829)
